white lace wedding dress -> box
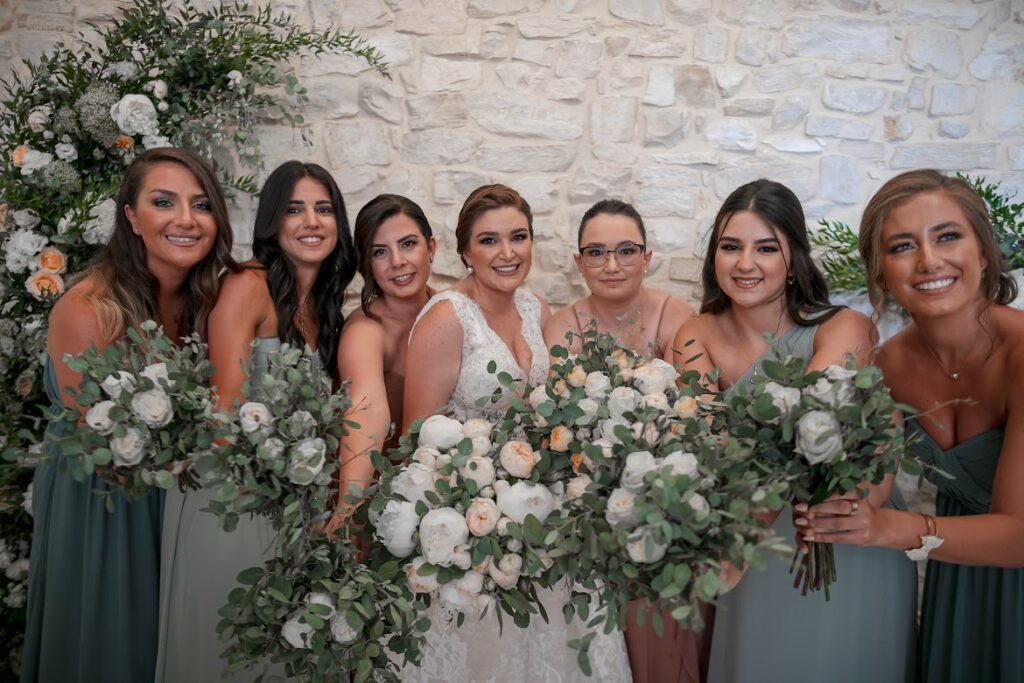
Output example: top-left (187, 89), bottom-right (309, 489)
top-left (402, 289), bottom-right (632, 683)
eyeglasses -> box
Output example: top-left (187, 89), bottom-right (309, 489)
top-left (578, 243), bottom-right (647, 268)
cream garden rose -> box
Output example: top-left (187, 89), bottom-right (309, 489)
top-left (287, 437), bottom-right (327, 485)
top-left (620, 450), bottom-right (658, 492)
top-left (100, 370), bottom-right (137, 399)
top-left (459, 455), bottom-right (496, 489)
top-left (405, 557), bottom-right (441, 594)
top-left (238, 401), bottom-right (273, 434)
top-left (419, 507), bottom-right (470, 566)
top-left (584, 371), bottom-right (611, 400)
top-left (130, 389), bottom-right (173, 427)
top-left (110, 427), bottom-right (145, 467)
top-left (549, 425), bottom-right (573, 452)
top-left (391, 462), bottom-right (436, 506)
top-left (465, 497), bottom-right (501, 537)
top-left (488, 552), bottom-right (524, 590)
top-left (674, 396), bottom-right (698, 420)
top-left (795, 410), bottom-right (844, 465)
top-left (626, 526), bottom-right (668, 564)
top-left (110, 94), bottom-right (160, 136)
top-left (763, 381), bottom-right (802, 419)
top-left (663, 451), bottom-right (699, 479)
top-left (566, 365), bottom-right (588, 387)
top-left (418, 414), bottom-right (464, 450)
top-left (85, 400), bottom-right (116, 435)
top-left (495, 480), bottom-right (556, 524)
top-left (499, 440), bottom-right (539, 478)
top-left (605, 487), bottom-right (637, 527)
top-left (376, 500), bottom-right (419, 557)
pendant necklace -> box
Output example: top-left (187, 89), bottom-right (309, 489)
top-left (918, 324), bottom-right (985, 381)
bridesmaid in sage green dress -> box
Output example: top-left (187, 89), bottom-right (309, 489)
top-left (672, 179), bottom-right (916, 683)
top-left (799, 170), bottom-right (1024, 682)
top-left (155, 160), bottom-right (355, 682)
top-left (22, 148), bottom-right (238, 683)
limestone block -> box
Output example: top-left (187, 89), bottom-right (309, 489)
top-left (339, 0), bottom-right (392, 28)
top-left (325, 120), bottom-right (393, 167)
top-left (256, 126), bottom-right (320, 167)
top-left (805, 115), bottom-right (873, 141)
top-left (719, 0), bottom-right (786, 29)
top-left (516, 16), bottom-right (590, 38)
top-left (516, 176), bottom-right (560, 214)
top-left (643, 65), bottom-right (676, 106)
top-left (714, 67), bottom-right (746, 98)
top-left (555, 40), bottom-right (604, 79)
top-left (652, 151), bottom-right (721, 166)
top-left (839, 141), bottom-right (886, 159)
top-left (384, 167), bottom-right (430, 204)
top-left (883, 114), bottom-right (913, 142)
top-left (546, 78), bottom-right (587, 101)
top-left (752, 63), bottom-right (820, 93)
top-left (938, 121), bottom-right (969, 140)
top-left (627, 29), bottom-right (690, 57)
top-left (1009, 146), bottom-right (1024, 171)
top-left (713, 156), bottom-right (817, 200)
top-left (305, 78), bottom-right (360, 119)
top-left (666, 0), bottom-right (712, 24)
top-left (591, 96), bottom-right (637, 143)
top-left (468, 0), bottom-right (529, 17)
top-left (14, 31), bottom-right (66, 64)
top-left (605, 35), bottom-right (631, 58)
top-left (570, 165), bottom-right (633, 203)
top-left (890, 144), bottom-right (998, 170)
top-left (826, 64), bottom-right (869, 80)
top-left (668, 256), bottom-right (702, 283)
top-left (528, 269), bottom-right (573, 305)
top-left (395, 8), bottom-right (466, 34)
top-left (477, 145), bottom-right (578, 172)
top-left (368, 35), bottom-right (416, 67)
top-left (401, 129), bottom-right (482, 164)
top-left (723, 98), bottom-right (774, 117)
top-left (772, 97), bottom-right (809, 131)
top-left (513, 40), bottom-right (557, 66)
top-left (763, 136), bottom-right (822, 153)
top-left (781, 18), bottom-right (896, 63)
top-left (469, 93), bottom-right (583, 141)
top-left (735, 29), bottom-right (777, 67)
top-left (895, 1), bottom-right (986, 30)
top-left (407, 93), bottom-right (467, 130)
top-left (359, 80), bottom-right (404, 123)
top-left (646, 217), bottom-right (695, 253)
top-left (827, 0), bottom-right (869, 11)
top-left (969, 32), bottom-right (1024, 82)
top-left (706, 120), bottom-right (758, 151)
top-left (420, 55), bottom-right (482, 92)
top-left (643, 110), bottom-right (690, 147)
top-left (302, 50), bottom-right (375, 78)
top-left (905, 29), bottom-right (962, 79)
top-left (675, 66), bottom-right (716, 108)
top-left (819, 155), bottom-right (861, 204)
top-left (16, 12), bottom-right (72, 31)
top-left (906, 77), bottom-right (927, 110)
top-left (609, 0), bottom-right (664, 26)
top-left (0, 0), bottom-right (11, 31)
top-left (695, 26), bottom-right (729, 63)
top-left (929, 84), bottom-right (977, 117)
top-left (634, 169), bottom-right (699, 219)
top-left (434, 170), bottom-right (492, 205)
top-left (822, 83), bottom-right (888, 114)
top-left (422, 29), bottom-right (482, 57)
top-left (532, 237), bottom-right (575, 275)
top-left (981, 85), bottom-right (1024, 138)
top-left (495, 63), bottom-right (545, 93)
top-left (481, 23), bottom-right (515, 58)
top-left (593, 145), bottom-right (639, 166)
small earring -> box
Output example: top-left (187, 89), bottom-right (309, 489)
top-left (467, 265), bottom-right (473, 272)
top-left (429, 256), bottom-right (434, 263)
top-left (786, 275), bottom-right (795, 285)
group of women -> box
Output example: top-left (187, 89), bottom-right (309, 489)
top-left (19, 145), bottom-right (1024, 683)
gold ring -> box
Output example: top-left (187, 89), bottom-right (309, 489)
top-left (850, 501), bottom-right (860, 515)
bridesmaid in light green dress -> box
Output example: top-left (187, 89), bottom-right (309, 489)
top-left (672, 179), bottom-right (916, 683)
top-left (799, 170), bottom-right (1024, 682)
top-left (155, 161), bottom-right (355, 682)
top-left (23, 148), bottom-right (238, 683)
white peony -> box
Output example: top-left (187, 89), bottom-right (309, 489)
top-left (140, 362), bottom-right (173, 389)
top-left (110, 94), bottom-right (159, 136)
top-left (565, 474), bottom-right (592, 500)
top-left (287, 437), bottom-right (327, 485)
top-left (498, 440), bottom-right (539, 479)
top-left (469, 435), bottom-right (492, 458)
top-left (85, 400), bottom-right (116, 435)
top-left (626, 526), bottom-right (668, 564)
top-left (620, 450), bottom-right (659, 492)
top-left (54, 142), bottom-right (77, 161)
top-left (20, 149), bottom-right (53, 175)
top-left (633, 358), bottom-right (677, 395)
top-left (641, 393), bottom-right (670, 411)
top-left (376, 500), bottom-right (419, 557)
top-left (465, 497), bottom-right (501, 537)
top-left (605, 487), bottom-right (638, 527)
top-left (459, 455), bottom-right (496, 489)
top-left (412, 445), bottom-right (441, 469)
top-left (12, 209), bottom-right (41, 229)
top-left (281, 614), bottom-right (313, 649)
top-left (226, 69), bottom-right (243, 88)
top-left (663, 451), bottom-right (699, 479)
top-left (687, 492), bottom-right (710, 516)
top-left (405, 557), bottom-right (441, 593)
top-left (608, 386), bottom-right (640, 418)
top-left (496, 481), bottom-right (556, 524)
top-left (110, 427), bottom-right (145, 467)
top-left (238, 401), bottom-right (273, 434)
top-left (488, 552), bottom-right (524, 590)
top-left (528, 385), bottom-right (550, 410)
top-left (391, 462), bottom-right (436, 506)
top-left (100, 370), bottom-right (137, 400)
top-left (145, 79), bottom-right (168, 100)
top-left (599, 416), bottom-right (631, 444)
top-left (795, 410), bottom-right (844, 465)
top-left (27, 105), bottom-right (52, 133)
top-left (419, 507), bottom-right (469, 566)
top-left (130, 389), bottom-right (173, 428)
top-left (763, 381), bottom-right (802, 420)
top-left (584, 371), bottom-right (611, 400)
top-left (418, 414), bottom-right (464, 450)
top-left (330, 614), bottom-right (359, 644)
top-left (462, 418), bottom-right (493, 439)
top-left (438, 570), bottom-right (486, 613)
top-left (4, 228), bottom-right (48, 273)
top-left (577, 397), bottom-right (600, 418)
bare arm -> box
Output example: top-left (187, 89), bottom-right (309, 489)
top-left (207, 270), bottom-right (271, 410)
top-left (669, 317), bottom-right (719, 393)
top-left (401, 301), bottom-right (463, 433)
top-left (47, 283), bottom-right (107, 408)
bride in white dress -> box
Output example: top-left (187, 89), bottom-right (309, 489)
top-left (402, 184), bottom-right (632, 682)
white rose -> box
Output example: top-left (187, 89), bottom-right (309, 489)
top-left (438, 570), bottom-right (485, 613)
top-left (226, 69), bottom-right (243, 87)
top-left (608, 386), bottom-right (640, 418)
top-left (763, 381), bottom-right (802, 420)
top-left (100, 371), bottom-right (137, 400)
top-left (405, 557), bottom-right (441, 593)
top-left (824, 364), bottom-right (858, 382)
top-left (805, 376), bottom-right (855, 407)
top-left (584, 371), bottom-right (611, 400)
top-left (496, 481), bottom-right (556, 524)
top-left (592, 438), bottom-right (615, 459)
top-left (391, 462), bottom-right (436, 506)
top-left (419, 507), bottom-right (469, 566)
top-left (412, 445), bottom-right (441, 469)
top-left (54, 142), bottom-right (77, 161)
top-left (130, 389), bottom-right (173, 428)
top-left (462, 418), bottom-right (493, 439)
top-left (281, 614), bottom-right (313, 649)
top-left (27, 105), bottom-right (52, 133)
top-left (287, 438), bottom-right (327, 485)
top-left (138, 362), bottom-right (172, 389)
top-left (12, 209), bottom-right (41, 229)
top-left (605, 487), bottom-right (637, 527)
top-left (633, 359), bottom-right (676, 395)
top-left (85, 400), bottom-right (116, 435)
top-left (626, 526), bottom-right (668, 564)
top-left (687, 492), bottom-right (710, 516)
top-left (259, 437), bottom-right (285, 460)
top-left (238, 401), bottom-right (273, 434)
top-left (4, 228), bottom-right (48, 273)
top-left (599, 416), bottom-right (631, 444)
top-left (459, 455), bottom-right (496, 489)
top-left (528, 385), bottom-right (550, 410)
top-left (621, 450), bottom-right (659, 492)
top-left (488, 552), bottom-right (524, 590)
top-left (19, 150), bottom-right (53, 176)
top-left (146, 79), bottom-right (168, 99)
top-left (110, 94), bottom-right (159, 136)
top-left (469, 435), bottom-right (492, 458)
top-left (663, 451), bottom-right (699, 479)
top-left (376, 500), bottom-right (419, 558)
top-left (418, 415), bottom-right (464, 450)
top-left (641, 393), bottom-right (670, 411)
top-left (577, 397), bottom-right (599, 418)
top-left (499, 440), bottom-right (539, 479)
top-left (330, 614), bottom-right (359, 644)
top-left (110, 427), bottom-right (145, 467)
top-left (565, 474), bottom-right (592, 501)
top-left (305, 591), bottom-right (336, 619)
top-left (82, 198), bottom-right (116, 245)
top-left (142, 134), bottom-right (171, 150)
top-left (795, 410), bottom-right (844, 465)
top-left (465, 497), bottom-right (501, 537)
top-left (157, 101), bottom-right (169, 113)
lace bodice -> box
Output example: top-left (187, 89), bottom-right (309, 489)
top-left (413, 288), bottom-right (550, 420)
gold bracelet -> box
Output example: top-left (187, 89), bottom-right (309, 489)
top-left (920, 513), bottom-right (936, 537)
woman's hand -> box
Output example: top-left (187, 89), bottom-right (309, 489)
top-left (793, 490), bottom-right (884, 549)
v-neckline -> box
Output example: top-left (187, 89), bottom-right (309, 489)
top-left (910, 419), bottom-right (1005, 454)
top-left (458, 290), bottom-right (535, 380)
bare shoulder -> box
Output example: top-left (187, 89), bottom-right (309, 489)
top-left (340, 309), bottom-right (384, 348)
top-left (673, 311), bottom-right (715, 347)
top-left (218, 266), bottom-right (271, 302)
top-left (410, 297), bottom-right (461, 342)
top-left (818, 308), bottom-right (878, 345)
top-left (49, 278), bottom-right (102, 346)
top-left (544, 302), bottom-right (578, 347)
top-left (875, 325), bottom-right (914, 376)
top-left (995, 306), bottom-right (1024, 379)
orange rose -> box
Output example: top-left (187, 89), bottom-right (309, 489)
top-left (114, 135), bottom-right (134, 149)
top-left (0, 203), bottom-right (8, 226)
top-left (16, 374), bottom-right (33, 398)
top-left (35, 247), bottom-right (67, 274)
top-left (25, 271), bottom-right (65, 299)
top-left (549, 424), bottom-right (574, 452)
top-left (11, 145), bottom-right (28, 167)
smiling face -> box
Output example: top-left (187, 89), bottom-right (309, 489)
top-left (576, 212), bottom-right (651, 303)
top-left (123, 161), bottom-right (217, 280)
top-left (370, 213), bottom-right (436, 300)
top-left (463, 206), bottom-right (532, 294)
top-left (277, 176), bottom-right (338, 271)
top-left (713, 210), bottom-right (792, 309)
top-left (879, 190), bottom-right (986, 319)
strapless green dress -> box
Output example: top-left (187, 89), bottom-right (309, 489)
top-left (22, 358), bottom-right (165, 682)
top-left (708, 324), bottom-right (918, 683)
top-left (909, 421), bottom-right (1023, 683)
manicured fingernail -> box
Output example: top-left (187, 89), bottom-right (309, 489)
top-left (794, 503), bottom-right (808, 512)
top-left (794, 518), bottom-right (807, 527)
top-left (803, 535), bottom-right (814, 542)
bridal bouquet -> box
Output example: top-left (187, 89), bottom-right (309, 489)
top-left (368, 411), bottom-right (565, 630)
top-left (47, 320), bottom-right (215, 506)
top-left (513, 331), bottom-right (787, 664)
top-left (715, 352), bottom-right (915, 597)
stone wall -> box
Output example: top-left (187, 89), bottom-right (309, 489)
top-left (2, 0), bottom-right (1023, 306)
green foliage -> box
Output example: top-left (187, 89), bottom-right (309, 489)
top-left (958, 173), bottom-right (1024, 271)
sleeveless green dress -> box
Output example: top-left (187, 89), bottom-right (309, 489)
top-left (155, 337), bottom-right (292, 682)
top-left (909, 421), bottom-right (1023, 683)
top-left (22, 358), bottom-right (165, 683)
top-left (708, 324), bottom-right (918, 683)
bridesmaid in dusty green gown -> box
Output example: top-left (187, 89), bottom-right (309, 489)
top-left (800, 170), bottom-right (1024, 682)
top-left (155, 160), bottom-right (355, 682)
top-left (672, 179), bottom-right (916, 683)
top-left (22, 148), bottom-right (238, 683)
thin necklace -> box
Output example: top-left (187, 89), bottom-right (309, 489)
top-left (296, 297), bottom-right (311, 345)
top-left (918, 324), bottom-right (985, 381)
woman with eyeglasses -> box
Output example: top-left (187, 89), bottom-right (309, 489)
top-left (544, 199), bottom-right (693, 360)
top-left (544, 199), bottom-right (695, 683)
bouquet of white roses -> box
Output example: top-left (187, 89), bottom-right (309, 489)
top-left (47, 320), bottom-right (216, 506)
top-left (715, 351), bottom-right (918, 597)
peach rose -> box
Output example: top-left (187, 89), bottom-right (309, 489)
top-left (570, 452), bottom-right (594, 475)
top-left (35, 247), bottom-right (67, 274)
top-left (499, 440), bottom-right (539, 479)
top-left (549, 424), bottom-right (573, 452)
top-left (11, 145), bottom-right (28, 167)
top-left (25, 272), bottom-right (64, 299)
top-left (113, 135), bottom-right (134, 149)
top-left (674, 396), bottom-right (698, 420)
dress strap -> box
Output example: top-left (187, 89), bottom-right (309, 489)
top-left (571, 302), bottom-right (586, 336)
top-left (652, 290), bottom-right (671, 351)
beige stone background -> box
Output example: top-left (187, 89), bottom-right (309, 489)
top-left (2, 0), bottom-right (1023, 307)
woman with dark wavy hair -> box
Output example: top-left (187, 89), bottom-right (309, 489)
top-left (672, 179), bottom-right (916, 683)
top-left (155, 160), bottom-right (355, 682)
top-left (23, 147), bottom-right (238, 683)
